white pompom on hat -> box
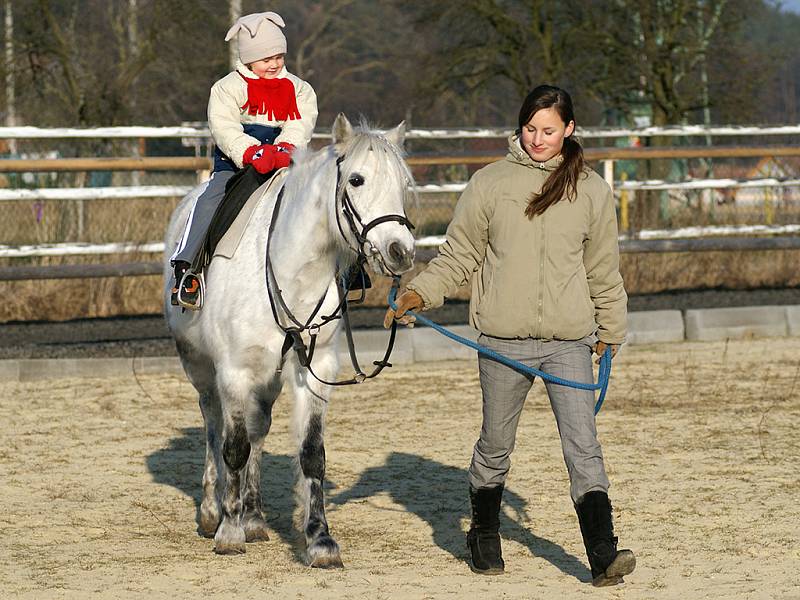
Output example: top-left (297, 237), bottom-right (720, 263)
top-left (225, 12), bottom-right (287, 64)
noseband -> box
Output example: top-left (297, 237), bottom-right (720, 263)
top-left (264, 150), bottom-right (414, 387)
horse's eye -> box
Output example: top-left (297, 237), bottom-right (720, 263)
top-left (348, 174), bottom-right (365, 187)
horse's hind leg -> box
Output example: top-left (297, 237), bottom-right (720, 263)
top-left (241, 376), bottom-right (281, 542)
top-left (198, 389), bottom-right (223, 537)
top-left (290, 355), bottom-right (343, 568)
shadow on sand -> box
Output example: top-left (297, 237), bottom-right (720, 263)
top-left (148, 433), bottom-right (589, 580)
top-left (327, 451), bottom-right (590, 581)
top-left (147, 426), bottom-right (312, 561)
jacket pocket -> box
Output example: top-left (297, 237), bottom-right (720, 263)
top-left (473, 264), bottom-right (495, 316)
top-left (556, 268), bottom-right (594, 336)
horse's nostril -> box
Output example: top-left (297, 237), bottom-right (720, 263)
top-left (389, 241), bottom-right (406, 263)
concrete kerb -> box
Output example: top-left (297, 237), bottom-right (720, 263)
top-left (685, 305), bottom-right (788, 341)
top-left (786, 305), bottom-right (800, 336)
top-left (410, 325), bottom-right (479, 362)
top-left (626, 310), bottom-right (684, 345)
top-left (1, 305), bottom-right (798, 381)
top-left (5, 356), bottom-right (184, 382)
top-left (0, 360), bottom-right (20, 381)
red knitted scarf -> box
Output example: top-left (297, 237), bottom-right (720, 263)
top-left (239, 74), bottom-right (301, 121)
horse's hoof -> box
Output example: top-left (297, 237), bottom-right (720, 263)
top-left (197, 524), bottom-right (217, 539)
top-left (198, 503), bottom-right (220, 538)
top-left (214, 542), bottom-right (246, 555)
top-left (309, 554), bottom-right (344, 569)
top-left (243, 515), bottom-right (271, 542)
top-left (307, 536), bottom-right (343, 569)
top-left (213, 521), bottom-right (246, 555)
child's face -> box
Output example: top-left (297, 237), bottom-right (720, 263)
top-left (249, 54), bottom-right (285, 79)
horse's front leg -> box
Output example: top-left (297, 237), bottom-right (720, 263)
top-left (212, 369), bottom-right (254, 555)
top-left (241, 374), bottom-right (282, 542)
top-left (290, 351), bottom-right (343, 568)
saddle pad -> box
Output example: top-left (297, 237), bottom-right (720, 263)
top-left (213, 167), bottom-right (288, 260)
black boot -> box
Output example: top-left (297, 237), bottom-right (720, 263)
top-left (466, 485), bottom-right (505, 575)
top-left (170, 262), bottom-right (187, 306)
top-left (575, 491), bottom-right (636, 587)
top-left (170, 261), bottom-right (202, 310)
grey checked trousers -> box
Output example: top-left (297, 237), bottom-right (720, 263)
top-left (468, 333), bottom-right (610, 503)
top-left (171, 170), bottom-right (236, 268)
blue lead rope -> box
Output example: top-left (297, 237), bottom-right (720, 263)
top-left (388, 287), bottom-right (613, 415)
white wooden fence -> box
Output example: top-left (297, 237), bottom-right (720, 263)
top-left (1, 123), bottom-right (799, 266)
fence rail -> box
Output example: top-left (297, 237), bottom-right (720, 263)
top-left (3, 234), bottom-right (799, 281)
top-left (0, 185), bottom-right (191, 201)
top-left (2, 123), bottom-right (800, 284)
top-left (5, 224), bottom-right (800, 260)
top-left (3, 145), bottom-right (800, 173)
top-left (0, 156), bottom-right (209, 173)
top-left (2, 176), bottom-right (800, 203)
top-left (2, 123), bottom-right (800, 139)
top-left (0, 262), bottom-right (163, 281)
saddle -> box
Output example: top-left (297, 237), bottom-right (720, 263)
top-left (194, 166), bottom-right (275, 272)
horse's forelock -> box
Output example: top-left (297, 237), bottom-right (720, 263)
top-left (335, 125), bottom-right (416, 208)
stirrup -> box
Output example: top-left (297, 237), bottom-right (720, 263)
top-left (177, 269), bottom-right (204, 311)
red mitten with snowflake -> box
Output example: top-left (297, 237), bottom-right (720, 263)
top-left (242, 144), bottom-right (276, 174)
top-left (273, 142), bottom-right (295, 169)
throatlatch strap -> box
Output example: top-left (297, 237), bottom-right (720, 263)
top-left (281, 333), bottom-right (293, 358)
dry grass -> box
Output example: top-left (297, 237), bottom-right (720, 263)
top-left (0, 253), bottom-right (166, 322)
top-left (619, 248), bottom-right (800, 294)
top-left (0, 197), bottom-right (180, 245)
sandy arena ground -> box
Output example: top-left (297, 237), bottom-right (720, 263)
top-left (1, 337), bottom-right (799, 599)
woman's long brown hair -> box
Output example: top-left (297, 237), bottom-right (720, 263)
top-left (518, 85), bottom-right (584, 218)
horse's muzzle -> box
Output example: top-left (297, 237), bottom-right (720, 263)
top-left (386, 240), bottom-right (415, 274)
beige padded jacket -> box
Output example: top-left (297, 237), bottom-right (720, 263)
top-left (407, 135), bottom-right (627, 344)
top-left (207, 61), bottom-right (318, 168)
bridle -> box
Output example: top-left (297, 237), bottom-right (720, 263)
top-left (265, 150), bottom-right (414, 386)
top-left (332, 154), bottom-right (415, 273)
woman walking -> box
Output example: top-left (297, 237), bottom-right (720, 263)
top-left (385, 85), bottom-right (635, 586)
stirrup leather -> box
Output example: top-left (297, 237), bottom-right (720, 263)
top-left (177, 269), bottom-right (204, 311)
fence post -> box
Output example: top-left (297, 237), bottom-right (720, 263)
top-left (131, 137), bottom-right (145, 186)
top-left (764, 186), bottom-right (774, 226)
top-left (77, 199), bottom-right (84, 240)
top-left (619, 171), bottom-right (629, 232)
top-left (603, 159), bottom-right (615, 193)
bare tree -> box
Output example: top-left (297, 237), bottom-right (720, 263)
top-left (3, 0), bottom-right (17, 153)
top-left (3, 0), bottom-right (796, 131)
top-left (601, 0), bottom-right (735, 126)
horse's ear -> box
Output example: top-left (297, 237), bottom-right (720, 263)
top-left (384, 121), bottom-right (406, 147)
top-left (332, 113), bottom-right (354, 148)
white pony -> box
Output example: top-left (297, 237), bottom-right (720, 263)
top-left (162, 114), bottom-right (415, 566)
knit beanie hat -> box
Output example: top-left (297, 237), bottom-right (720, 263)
top-left (225, 12), bottom-right (287, 64)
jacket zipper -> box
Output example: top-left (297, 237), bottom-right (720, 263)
top-left (536, 213), bottom-right (545, 338)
